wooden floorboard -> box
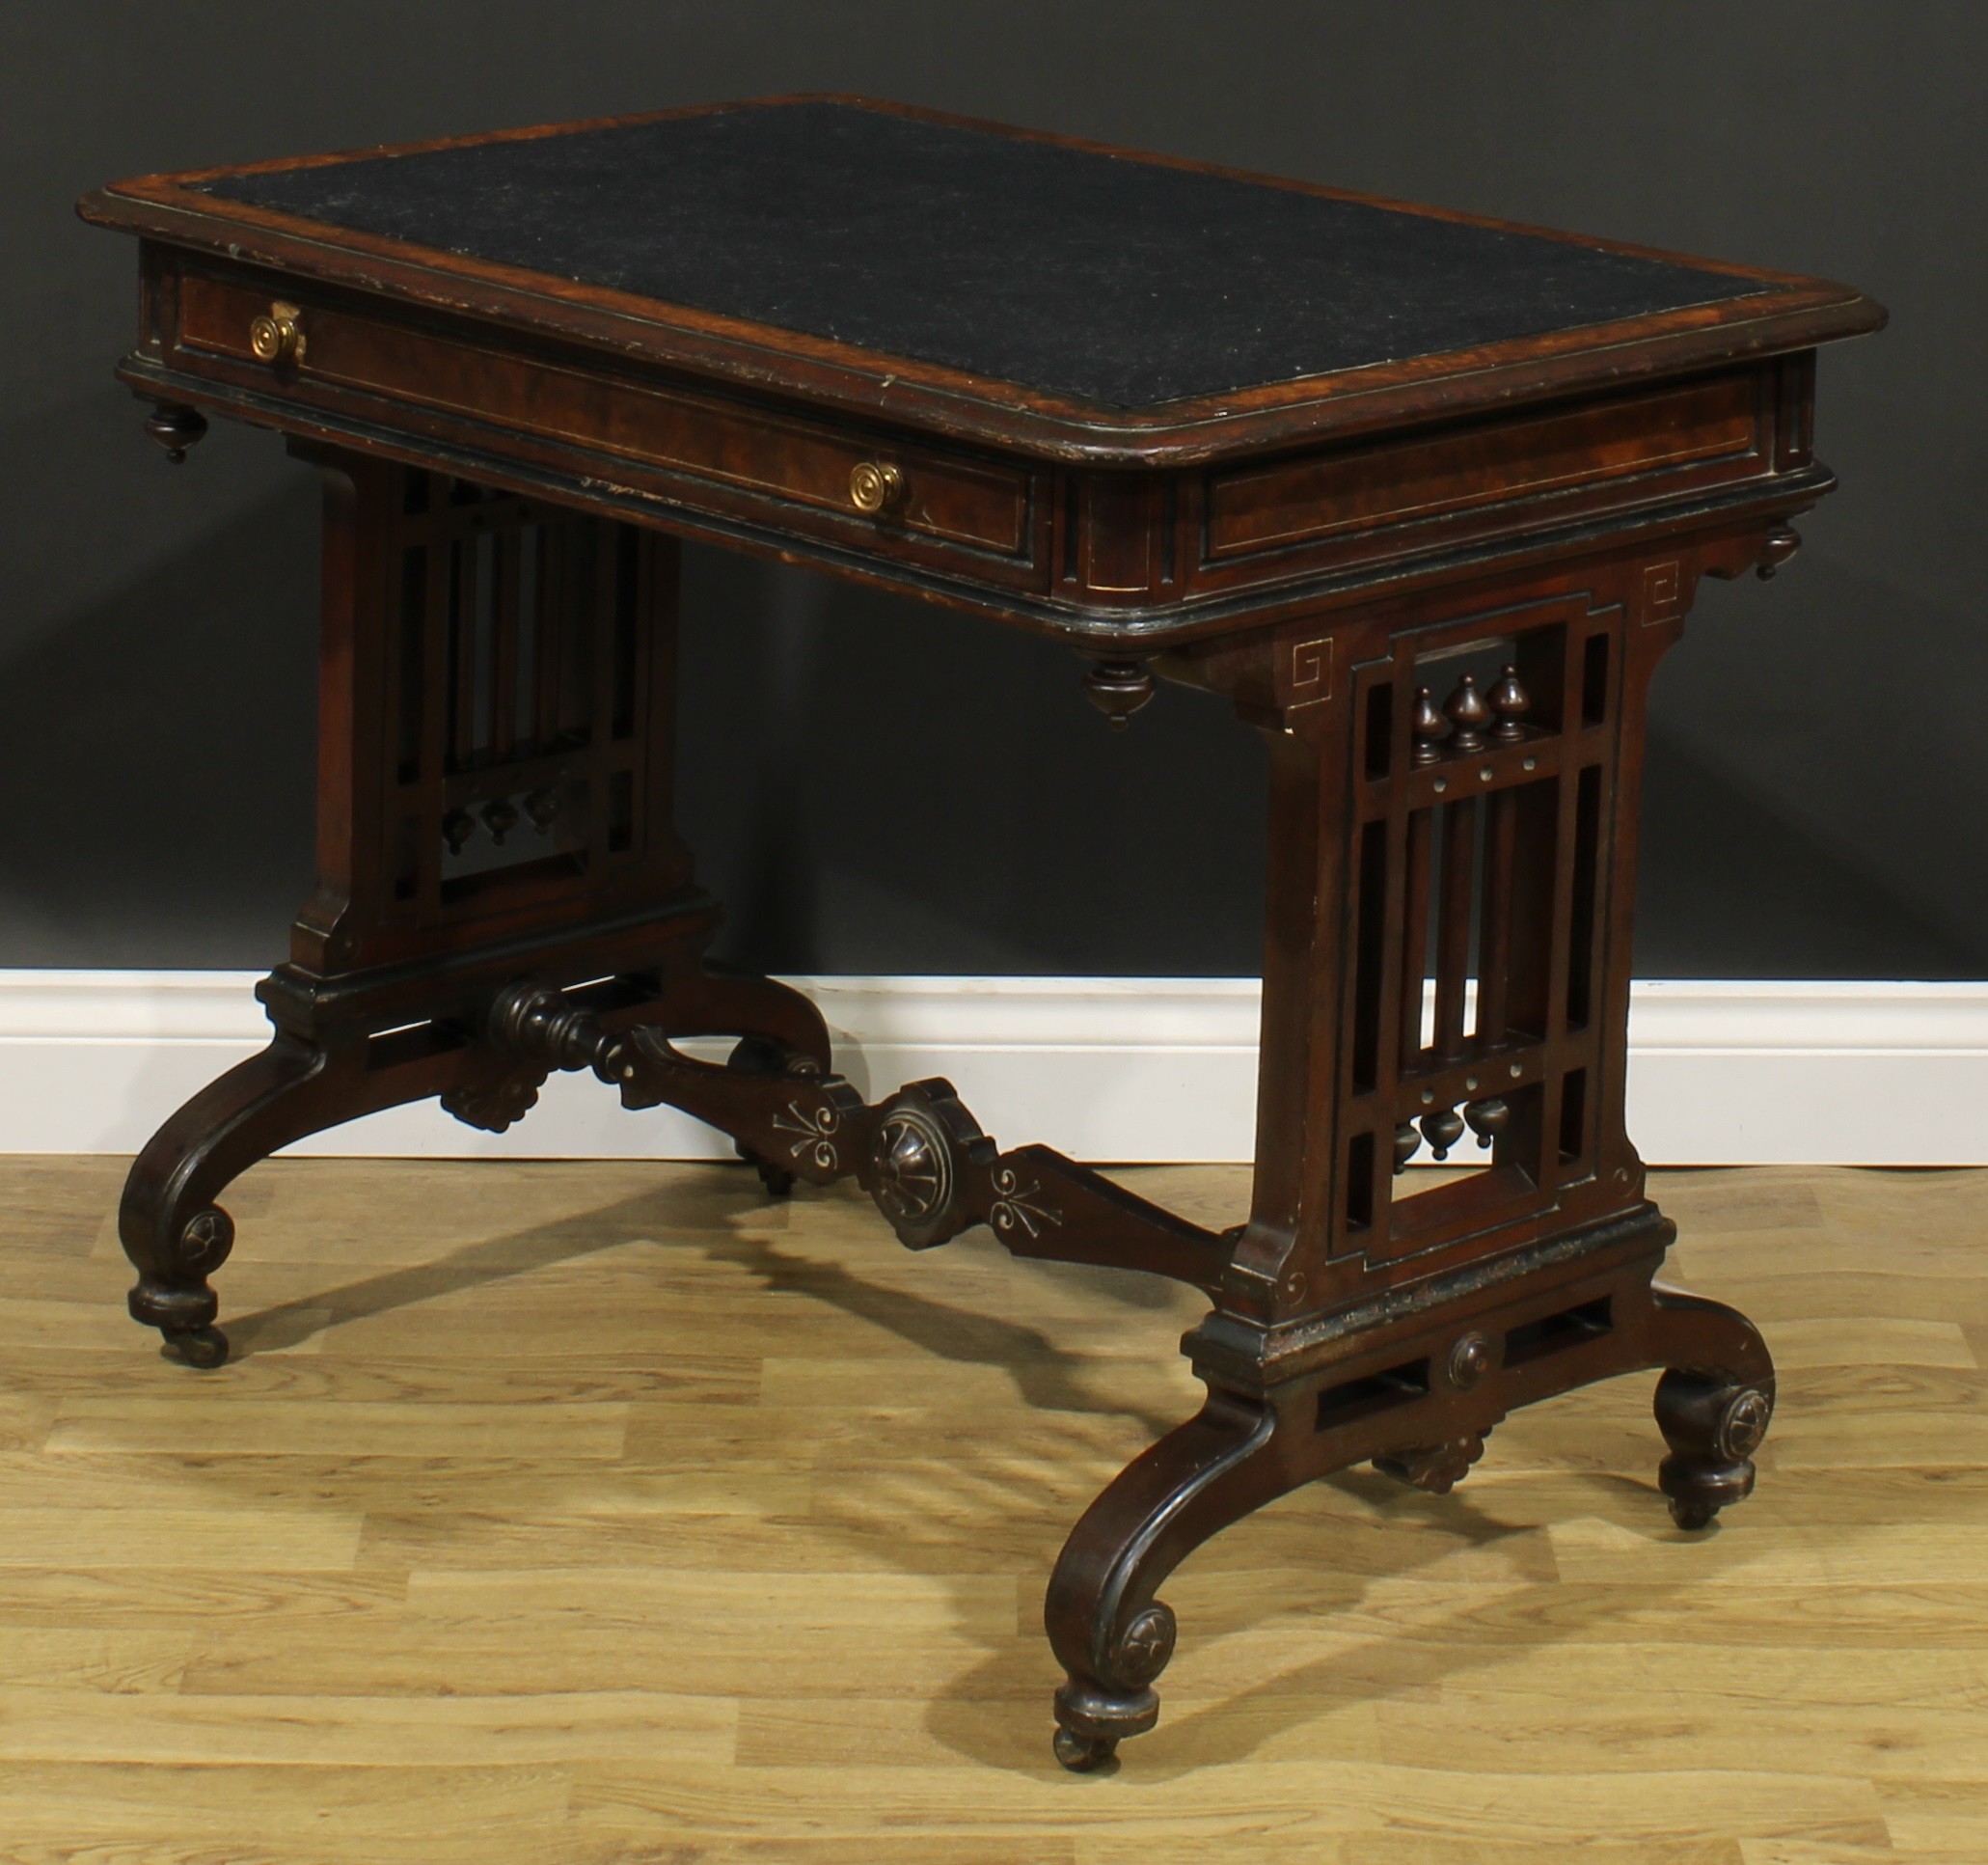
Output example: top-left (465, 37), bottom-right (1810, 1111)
top-left (0, 1156), bottom-right (1981, 1862)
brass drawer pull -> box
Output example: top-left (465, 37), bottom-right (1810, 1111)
top-left (849, 459), bottom-right (903, 513)
top-left (248, 300), bottom-right (305, 365)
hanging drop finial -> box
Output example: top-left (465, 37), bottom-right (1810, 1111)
top-left (1082, 658), bottom-right (1155, 727)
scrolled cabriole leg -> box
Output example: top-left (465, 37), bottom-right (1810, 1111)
top-left (1044, 1388), bottom-right (1293, 1769)
top-left (120, 1036), bottom-right (342, 1368)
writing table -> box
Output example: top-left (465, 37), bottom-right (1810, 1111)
top-left (81, 96), bottom-right (1884, 1769)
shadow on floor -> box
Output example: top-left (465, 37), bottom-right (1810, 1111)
top-left (200, 1159), bottom-right (1699, 1780)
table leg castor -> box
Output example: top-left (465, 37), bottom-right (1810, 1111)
top-left (1052, 1727), bottom-right (1119, 1772)
top-left (163, 1324), bottom-right (230, 1370)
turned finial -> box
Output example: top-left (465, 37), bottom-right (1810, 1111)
top-left (1410, 687), bottom-right (1449, 765)
top-left (1443, 674), bottom-right (1490, 754)
top-left (1489, 666), bottom-right (1529, 741)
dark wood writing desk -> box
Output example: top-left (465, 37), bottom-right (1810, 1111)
top-left (82, 96), bottom-right (1883, 1769)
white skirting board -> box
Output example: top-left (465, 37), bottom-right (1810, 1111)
top-left (0, 972), bottom-right (1982, 1166)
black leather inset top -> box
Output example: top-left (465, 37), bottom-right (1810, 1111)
top-left (199, 99), bottom-right (1758, 410)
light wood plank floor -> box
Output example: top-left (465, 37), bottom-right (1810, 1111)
top-left (1, 1155), bottom-right (1983, 1863)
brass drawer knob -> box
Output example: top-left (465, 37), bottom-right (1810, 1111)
top-left (849, 459), bottom-right (904, 513)
top-left (248, 301), bottom-right (305, 365)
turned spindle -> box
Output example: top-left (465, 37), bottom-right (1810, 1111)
top-left (1400, 809), bottom-right (1434, 1060)
top-left (1432, 800), bottom-right (1476, 1059)
top-left (1477, 789), bottom-right (1518, 1045)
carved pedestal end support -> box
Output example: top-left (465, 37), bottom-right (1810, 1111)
top-left (1654, 1372), bottom-right (1775, 1530)
top-left (143, 401), bottom-right (207, 463)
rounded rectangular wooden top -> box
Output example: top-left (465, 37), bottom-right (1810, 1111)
top-left (83, 96), bottom-right (1883, 463)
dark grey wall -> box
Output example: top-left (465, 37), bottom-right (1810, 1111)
top-left (4, 2), bottom-right (1981, 976)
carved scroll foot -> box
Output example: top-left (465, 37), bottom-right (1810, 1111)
top-left (123, 983), bottom-right (539, 1363)
top-left (1648, 1283), bottom-right (1776, 1530)
top-left (120, 1036), bottom-right (340, 1367)
top-left (1654, 1371), bottom-right (1774, 1529)
top-left (1046, 1388), bottom-right (1288, 1765)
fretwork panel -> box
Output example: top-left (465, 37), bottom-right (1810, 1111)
top-left (380, 472), bottom-right (673, 932)
top-left (1337, 595), bottom-right (1621, 1266)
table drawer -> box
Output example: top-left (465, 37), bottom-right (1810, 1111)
top-left (171, 268), bottom-right (1040, 575)
top-left (1193, 369), bottom-right (1773, 591)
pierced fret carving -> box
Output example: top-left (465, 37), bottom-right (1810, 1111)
top-left (373, 470), bottom-right (683, 942)
top-left (1340, 598), bottom-right (1620, 1261)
